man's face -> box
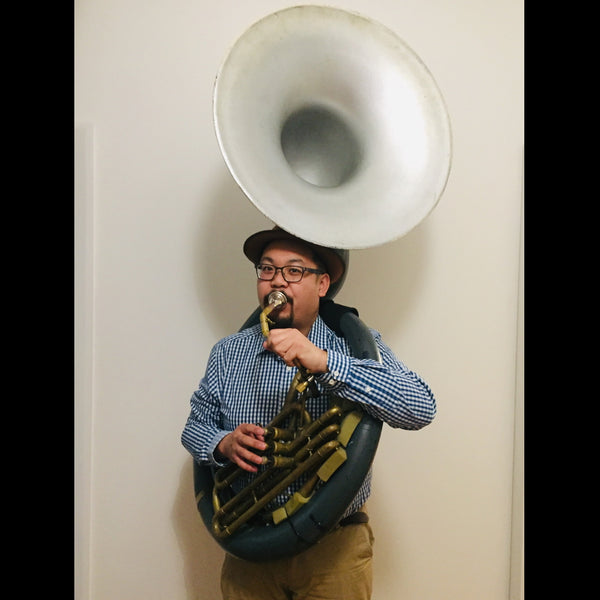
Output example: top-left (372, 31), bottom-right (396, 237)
top-left (257, 239), bottom-right (330, 335)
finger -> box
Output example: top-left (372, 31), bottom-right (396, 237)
top-left (241, 435), bottom-right (268, 452)
top-left (233, 447), bottom-right (264, 472)
top-left (239, 425), bottom-right (268, 448)
top-left (240, 423), bottom-right (267, 436)
top-left (265, 337), bottom-right (296, 363)
top-left (233, 456), bottom-right (259, 472)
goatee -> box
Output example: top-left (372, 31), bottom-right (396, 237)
top-left (270, 315), bottom-right (294, 329)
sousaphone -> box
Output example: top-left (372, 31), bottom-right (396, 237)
top-left (194, 4), bottom-right (452, 561)
top-left (214, 5), bottom-right (452, 251)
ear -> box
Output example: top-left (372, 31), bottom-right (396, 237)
top-left (317, 273), bottom-right (330, 298)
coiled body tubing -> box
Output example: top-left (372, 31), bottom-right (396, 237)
top-left (193, 300), bottom-right (383, 561)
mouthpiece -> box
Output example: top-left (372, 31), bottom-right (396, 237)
top-left (268, 291), bottom-right (288, 308)
top-left (260, 291), bottom-right (288, 337)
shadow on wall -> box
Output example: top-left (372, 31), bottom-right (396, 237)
top-left (333, 222), bottom-right (431, 339)
top-left (194, 170), bottom-right (273, 337)
top-left (172, 459), bottom-right (224, 600)
top-left (194, 166), bottom-right (433, 340)
top-left (176, 170), bottom-right (265, 599)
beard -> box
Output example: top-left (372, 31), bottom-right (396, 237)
top-left (269, 314), bottom-right (294, 329)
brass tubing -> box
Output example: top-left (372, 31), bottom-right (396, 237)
top-left (211, 292), bottom-right (347, 538)
top-left (215, 468), bottom-right (292, 528)
top-left (212, 402), bottom-right (307, 499)
top-left (263, 456), bottom-right (296, 468)
top-left (265, 440), bottom-right (293, 455)
top-left (211, 402), bottom-right (344, 521)
top-left (272, 418), bottom-right (340, 459)
top-left (295, 424), bottom-right (340, 461)
top-left (285, 371), bottom-right (304, 404)
top-left (214, 458), bottom-right (294, 517)
top-left (212, 440), bottom-right (341, 538)
top-left (213, 426), bottom-right (341, 531)
top-left (217, 434), bottom-right (339, 523)
top-left (297, 473), bottom-right (320, 500)
top-left (263, 426), bottom-right (295, 441)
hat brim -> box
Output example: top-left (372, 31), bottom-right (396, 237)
top-left (243, 228), bottom-right (345, 284)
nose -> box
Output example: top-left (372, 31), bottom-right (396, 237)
top-left (270, 268), bottom-right (288, 286)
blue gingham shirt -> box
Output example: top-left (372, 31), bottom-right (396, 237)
top-left (181, 315), bottom-right (436, 517)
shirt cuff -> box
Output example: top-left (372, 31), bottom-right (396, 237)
top-left (316, 349), bottom-right (352, 390)
top-left (208, 431), bottom-right (230, 467)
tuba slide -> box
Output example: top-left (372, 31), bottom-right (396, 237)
top-left (194, 5), bottom-right (451, 562)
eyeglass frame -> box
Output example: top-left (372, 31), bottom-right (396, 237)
top-left (255, 263), bottom-right (326, 283)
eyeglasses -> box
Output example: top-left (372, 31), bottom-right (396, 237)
top-left (255, 263), bottom-right (325, 283)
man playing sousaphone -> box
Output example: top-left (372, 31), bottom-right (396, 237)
top-left (181, 226), bottom-right (436, 599)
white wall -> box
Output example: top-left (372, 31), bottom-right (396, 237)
top-left (75, 1), bottom-right (524, 599)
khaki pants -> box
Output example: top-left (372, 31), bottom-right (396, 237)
top-left (220, 521), bottom-right (374, 600)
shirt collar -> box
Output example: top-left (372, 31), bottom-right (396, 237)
top-left (307, 315), bottom-right (333, 348)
